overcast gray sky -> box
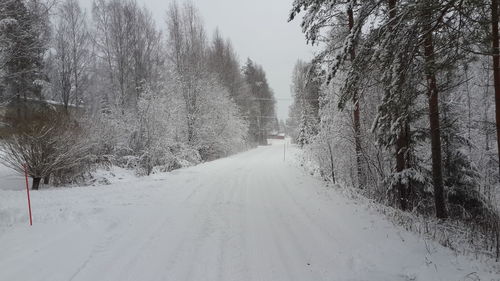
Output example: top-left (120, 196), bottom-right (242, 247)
top-left (82, 0), bottom-right (314, 120)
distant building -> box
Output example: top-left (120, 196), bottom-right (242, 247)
top-left (268, 132), bottom-right (285, 140)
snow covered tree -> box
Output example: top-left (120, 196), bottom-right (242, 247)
top-left (289, 0), bottom-right (482, 219)
top-left (290, 60), bottom-right (320, 147)
top-left (92, 0), bottom-right (161, 114)
top-left (49, 0), bottom-right (90, 109)
top-left (166, 1), bottom-right (208, 144)
top-left (165, 2), bottom-right (249, 159)
top-left (289, 0), bottom-right (382, 188)
top-left (206, 31), bottom-right (258, 147)
top-left (243, 59), bottom-right (276, 145)
top-left (207, 30), bottom-right (251, 111)
top-left (0, 0), bottom-right (50, 102)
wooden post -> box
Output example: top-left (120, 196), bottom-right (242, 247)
top-left (24, 165), bottom-right (32, 226)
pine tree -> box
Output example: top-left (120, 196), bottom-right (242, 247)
top-left (1, 0), bottom-right (47, 102)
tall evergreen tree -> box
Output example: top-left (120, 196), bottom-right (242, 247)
top-left (0, 0), bottom-right (48, 102)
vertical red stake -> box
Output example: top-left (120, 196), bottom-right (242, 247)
top-left (24, 164), bottom-right (32, 226)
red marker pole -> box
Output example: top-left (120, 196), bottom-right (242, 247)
top-left (24, 165), bottom-right (32, 226)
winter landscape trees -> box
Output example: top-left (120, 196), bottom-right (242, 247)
top-left (0, 0), bottom-right (276, 187)
top-left (1, 0), bottom-right (499, 272)
top-left (289, 0), bottom-right (500, 259)
top-left (50, 0), bottom-right (90, 109)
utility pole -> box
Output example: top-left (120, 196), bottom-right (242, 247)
top-left (283, 121), bottom-right (286, 161)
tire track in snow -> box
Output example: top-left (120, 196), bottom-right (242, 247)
top-left (2, 144), bottom-right (496, 281)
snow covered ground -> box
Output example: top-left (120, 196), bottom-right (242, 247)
top-left (0, 141), bottom-right (498, 281)
top-left (0, 157), bottom-right (26, 191)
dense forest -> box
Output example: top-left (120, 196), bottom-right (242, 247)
top-left (288, 0), bottom-right (500, 259)
top-left (0, 0), bottom-right (277, 189)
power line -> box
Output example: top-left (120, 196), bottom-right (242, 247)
top-left (232, 97), bottom-right (319, 101)
top-left (241, 116), bottom-right (299, 119)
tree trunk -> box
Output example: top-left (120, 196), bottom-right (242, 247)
top-left (32, 177), bottom-right (41, 190)
top-left (348, 2), bottom-right (363, 188)
top-left (327, 141), bottom-right (336, 184)
top-left (422, 7), bottom-right (448, 219)
top-left (492, 0), bottom-right (500, 261)
top-left (43, 175), bottom-right (50, 185)
top-left (492, 0), bottom-right (500, 184)
top-left (387, 0), bottom-right (409, 210)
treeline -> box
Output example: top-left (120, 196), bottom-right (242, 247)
top-left (0, 0), bottom-right (276, 189)
top-left (288, 0), bottom-right (500, 258)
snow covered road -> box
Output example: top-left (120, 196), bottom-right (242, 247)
top-left (0, 142), bottom-right (497, 281)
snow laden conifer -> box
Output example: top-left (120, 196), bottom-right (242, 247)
top-left (369, 0), bottom-right (425, 211)
top-left (0, 0), bottom-right (50, 102)
top-left (290, 60), bottom-right (320, 148)
top-left (289, 0), bottom-right (500, 258)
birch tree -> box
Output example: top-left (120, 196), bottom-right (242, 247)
top-left (51, 0), bottom-right (90, 109)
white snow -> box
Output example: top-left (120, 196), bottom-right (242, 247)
top-left (0, 160), bottom-right (25, 191)
top-left (0, 141), bottom-right (498, 281)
